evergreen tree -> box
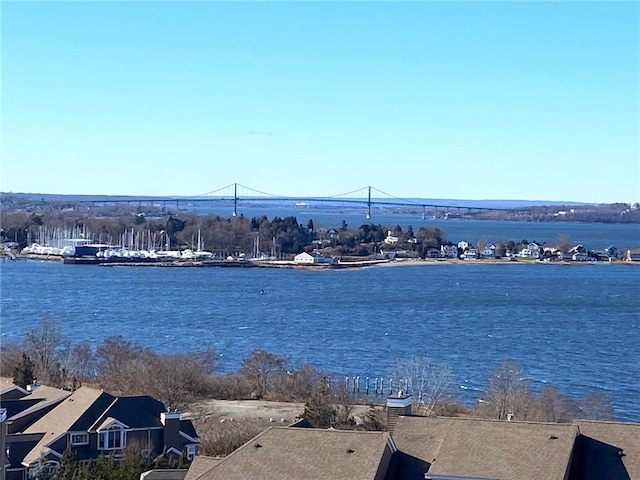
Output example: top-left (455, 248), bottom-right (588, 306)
top-left (87, 454), bottom-right (117, 480)
top-left (13, 353), bottom-right (35, 389)
top-left (29, 455), bottom-right (57, 480)
top-left (57, 445), bottom-right (79, 480)
top-left (117, 451), bottom-right (148, 480)
top-left (303, 376), bottom-right (336, 428)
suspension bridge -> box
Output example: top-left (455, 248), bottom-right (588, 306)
top-left (62, 183), bottom-right (522, 220)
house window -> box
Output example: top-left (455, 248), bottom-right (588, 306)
top-left (98, 425), bottom-right (126, 450)
top-left (70, 433), bottom-right (89, 445)
top-left (186, 445), bottom-right (196, 460)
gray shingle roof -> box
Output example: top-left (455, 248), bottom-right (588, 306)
top-left (190, 427), bottom-right (394, 480)
top-left (184, 457), bottom-right (224, 480)
top-left (3, 385), bottom-right (71, 424)
top-left (392, 416), bottom-right (577, 480)
top-left (22, 387), bottom-right (111, 465)
top-left (140, 469), bottom-right (189, 480)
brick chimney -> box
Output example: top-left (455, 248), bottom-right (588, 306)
top-left (386, 393), bottom-right (412, 433)
top-left (160, 411), bottom-right (181, 453)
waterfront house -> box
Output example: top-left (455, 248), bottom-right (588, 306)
top-left (543, 243), bottom-right (564, 260)
top-left (294, 252), bottom-right (315, 264)
top-left (379, 249), bottom-right (408, 260)
top-left (480, 245), bottom-right (497, 259)
top-left (440, 243), bottom-right (458, 259)
top-left (294, 251), bottom-right (334, 265)
top-left (569, 244), bottom-right (586, 255)
top-left (519, 248), bottom-right (534, 258)
top-left (1, 386), bottom-right (198, 480)
top-left (457, 241), bottom-right (470, 251)
top-left (572, 252), bottom-right (589, 262)
top-left (384, 231), bottom-right (399, 245)
top-left (604, 246), bottom-right (619, 259)
top-left (425, 247), bottom-right (441, 259)
top-left (528, 242), bottom-right (542, 258)
top-left (462, 249), bottom-right (478, 260)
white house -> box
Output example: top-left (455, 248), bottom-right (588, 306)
top-left (480, 247), bottom-right (496, 259)
top-left (527, 243), bottom-right (542, 258)
top-left (441, 244), bottom-right (458, 258)
top-left (294, 252), bottom-right (335, 265)
top-left (294, 252), bottom-right (315, 264)
top-left (384, 231), bottom-right (399, 245)
top-left (463, 249), bottom-right (478, 260)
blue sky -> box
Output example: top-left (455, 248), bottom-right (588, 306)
top-left (2, 1), bottom-right (638, 203)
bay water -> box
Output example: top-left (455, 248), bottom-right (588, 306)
top-left (1, 255), bottom-right (638, 421)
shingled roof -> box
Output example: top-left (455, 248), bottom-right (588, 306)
top-left (1, 385), bottom-right (71, 432)
top-left (188, 427), bottom-right (395, 480)
top-left (183, 456), bottom-right (224, 480)
top-left (392, 416), bottom-right (578, 480)
top-left (22, 387), bottom-right (113, 465)
top-left (574, 420), bottom-right (640, 480)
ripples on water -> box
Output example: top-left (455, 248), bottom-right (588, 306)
top-left (1, 259), bottom-right (639, 421)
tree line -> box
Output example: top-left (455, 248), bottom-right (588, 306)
top-left (3, 317), bottom-right (612, 426)
top-left (2, 207), bottom-right (587, 260)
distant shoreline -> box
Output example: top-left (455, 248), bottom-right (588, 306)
top-left (6, 254), bottom-right (639, 268)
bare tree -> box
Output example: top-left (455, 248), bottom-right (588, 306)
top-left (479, 359), bottom-right (532, 420)
top-left (57, 342), bottom-right (96, 382)
top-left (144, 349), bottom-right (217, 411)
top-left (276, 363), bottom-right (320, 402)
top-left (239, 349), bottom-right (286, 399)
top-left (556, 234), bottom-right (573, 253)
top-left (0, 338), bottom-right (25, 378)
top-left (24, 317), bottom-right (68, 383)
top-left (332, 378), bottom-right (355, 426)
top-left (531, 386), bottom-right (580, 423)
top-left (392, 355), bottom-right (455, 416)
top-left (95, 335), bottom-right (150, 394)
top-left (579, 393), bottom-right (613, 420)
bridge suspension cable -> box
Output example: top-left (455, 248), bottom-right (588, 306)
top-left (235, 183), bottom-right (284, 198)
top-left (326, 186), bottom-right (372, 199)
top-left (189, 184), bottom-right (237, 199)
top-left (369, 186), bottom-right (423, 206)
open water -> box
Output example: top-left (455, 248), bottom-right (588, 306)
top-left (1, 256), bottom-right (639, 421)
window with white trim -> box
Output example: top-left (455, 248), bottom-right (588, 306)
top-left (98, 425), bottom-right (126, 450)
top-left (70, 432), bottom-right (89, 445)
top-left (186, 445), bottom-right (196, 460)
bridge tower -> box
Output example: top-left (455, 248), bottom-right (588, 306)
top-left (232, 183), bottom-right (238, 217)
top-left (366, 186), bottom-right (371, 220)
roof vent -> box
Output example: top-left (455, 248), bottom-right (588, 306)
top-left (618, 450), bottom-right (626, 457)
top-left (346, 448), bottom-right (355, 454)
top-left (549, 435), bottom-right (558, 440)
top-left (254, 443), bottom-right (262, 449)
